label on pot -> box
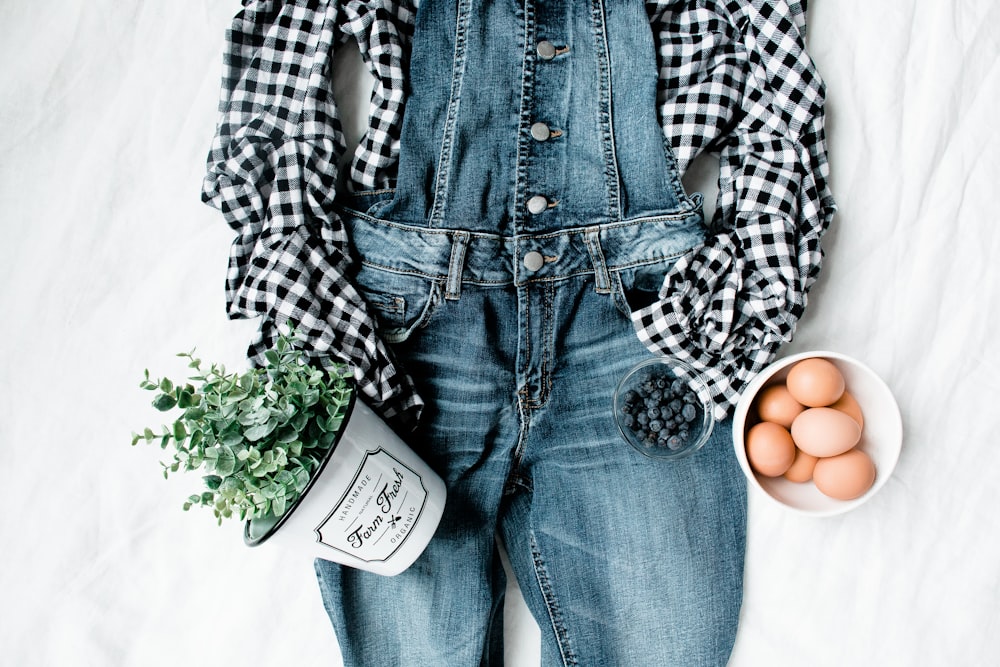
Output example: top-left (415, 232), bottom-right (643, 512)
top-left (314, 448), bottom-right (427, 563)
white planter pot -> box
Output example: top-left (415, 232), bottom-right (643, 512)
top-left (244, 393), bottom-right (446, 576)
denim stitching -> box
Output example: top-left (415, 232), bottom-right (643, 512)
top-left (360, 251), bottom-right (692, 285)
top-left (350, 187), bottom-right (396, 197)
top-left (591, 0), bottom-right (621, 222)
top-left (529, 532), bottom-right (578, 666)
top-left (428, 0), bottom-right (473, 228)
top-left (513, 0), bottom-right (536, 230)
top-left (523, 283), bottom-right (554, 410)
top-left (342, 206), bottom-right (700, 236)
top-left (445, 231), bottom-right (470, 300)
top-left (583, 227), bottom-right (612, 294)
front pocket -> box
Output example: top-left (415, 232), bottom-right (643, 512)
top-left (351, 263), bottom-right (442, 344)
top-left (610, 259), bottom-right (679, 317)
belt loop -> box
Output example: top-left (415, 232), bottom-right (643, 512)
top-left (585, 227), bottom-right (612, 294)
top-left (445, 231), bottom-right (470, 300)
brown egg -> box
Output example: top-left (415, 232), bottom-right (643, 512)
top-left (745, 422), bottom-right (796, 477)
top-left (829, 390), bottom-right (864, 430)
top-left (783, 448), bottom-right (819, 483)
top-left (755, 383), bottom-right (805, 428)
top-left (790, 407), bottom-right (862, 458)
top-left (813, 449), bottom-right (876, 500)
top-left (785, 358), bottom-right (845, 407)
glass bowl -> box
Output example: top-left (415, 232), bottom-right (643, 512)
top-left (613, 357), bottom-right (714, 460)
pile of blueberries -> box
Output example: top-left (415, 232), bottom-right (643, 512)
top-left (619, 368), bottom-right (703, 451)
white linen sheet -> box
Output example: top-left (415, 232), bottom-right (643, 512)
top-left (2, 1), bottom-right (998, 665)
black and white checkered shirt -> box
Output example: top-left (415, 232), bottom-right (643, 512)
top-left (202, 0), bottom-right (835, 427)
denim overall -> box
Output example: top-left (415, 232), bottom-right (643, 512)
top-left (314, 0), bottom-right (747, 664)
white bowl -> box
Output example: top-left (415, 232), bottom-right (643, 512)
top-left (733, 351), bottom-right (902, 516)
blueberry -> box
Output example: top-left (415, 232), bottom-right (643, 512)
top-left (679, 429), bottom-right (690, 442)
top-left (667, 435), bottom-right (683, 450)
top-left (650, 389), bottom-right (663, 401)
top-left (624, 390), bottom-right (639, 404)
top-left (646, 406), bottom-right (661, 419)
top-left (649, 419), bottom-right (664, 432)
top-left (683, 392), bottom-right (697, 404)
top-left (637, 413), bottom-right (649, 426)
top-left (670, 379), bottom-right (683, 394)
top-left (622, 414), bottom-right (635, 429)
top-left (669, 399), bottom-right (683, 412)
top-left (682, 404), bottom-right (697, 422)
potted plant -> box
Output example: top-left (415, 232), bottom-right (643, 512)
top-left (132, 329), bottom-right (446, 576)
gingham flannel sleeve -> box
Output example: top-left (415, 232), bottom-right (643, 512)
top-left (641, 0), bottom-right (837, 419)
top-left (201, 0), bottom-right (422, 429)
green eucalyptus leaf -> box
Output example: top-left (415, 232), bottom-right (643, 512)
top-left (177, 389), bottom-right (194, 409)
top-left (203, 475), bottom-right (223, 490)
top-left (215, 446), bottom-right (236, 476)
top-left (292, 466), bottom-right (311, 492)
top-left (220, 430), bottom-right (243, 447)
top-left (152, 393), bottom-right (177, 411)
top-left (244, 419), bottom-right (277, 442)
top-left (183, 405), bottom-right (207, 421)
top-left (275, 425), bottom-right (299, 444)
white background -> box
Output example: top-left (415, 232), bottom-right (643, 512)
top-left (2, 1), bottom-right (998, 665)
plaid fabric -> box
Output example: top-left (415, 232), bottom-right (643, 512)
top-left (642, 0), bottom-right (836, 418)
top-left (202, 0), bottom-right (834, 426)
top-left (201, 0), bottom-right (421, 429)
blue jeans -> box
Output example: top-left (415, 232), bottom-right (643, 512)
top-left (316, 0), bottom-right (747, 661)
top-left (314, 202), bottom-right (747, 666)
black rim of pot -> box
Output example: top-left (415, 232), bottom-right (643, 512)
top-left (243, 385), bottom-right (358, 547)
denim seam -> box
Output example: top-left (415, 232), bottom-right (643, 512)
top-left (591, 0), bottom-right (621, 222)
top-left (529, 532), bottom-right (579, 666)
top-left (341, 207), bottom-right (699, 235)
top-left (583, 227), bottom-right (612, 294)
top-left (350, 187), bottom-right (396, 197)
top-left (361, 259), bottom-right (511, 286)
top-left (445, 231), bottom-right (470, 300)
top-left (513, 0), bottom-right (536, 230)
top-left (359, 252), bottom-right (690, 285)
top-left (522, 283), bottom-right (553, 410)
top-left (428, 0), bottom-right (473, 227)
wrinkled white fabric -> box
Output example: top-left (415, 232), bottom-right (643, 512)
top-left (1, 1), bottom-right (999, 666)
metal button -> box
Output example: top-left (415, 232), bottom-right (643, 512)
top-left (523, 251), bottom-right (544, 272)
top-left (537, 40), bottom-right (557, 60)
top-left (530, 122), bottom-right (551, 141)
top-left (527, 195), bottom-right (548, 214)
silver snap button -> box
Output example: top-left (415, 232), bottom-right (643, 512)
top-left (537, 40), bottom-right (557, 60)
top-left (527, 195), bottom-right (548, 214)
top-left (523, 251), bottom-right (544, 272)
top-left (530, 122), bottom-right (551, 141)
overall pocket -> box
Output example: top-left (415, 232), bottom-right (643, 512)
top-left (350, 262), bottom-right (443, 345)
top-left (610, 257), bottom-right (681, 318)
